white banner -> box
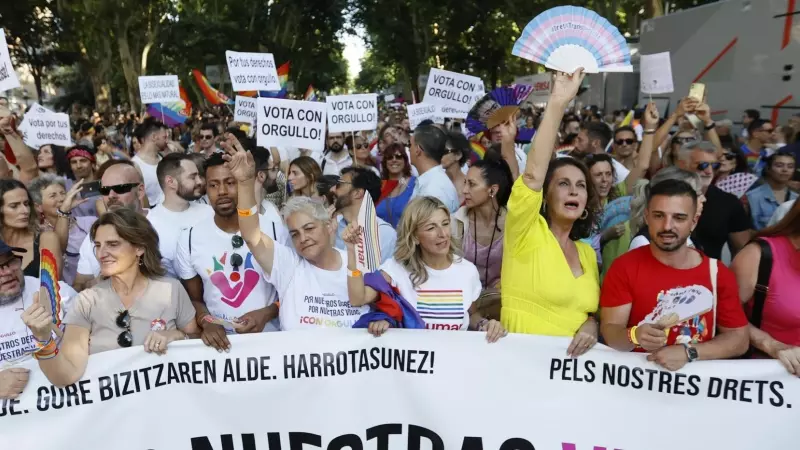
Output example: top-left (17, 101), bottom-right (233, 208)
top-left (640, 52), bottom-right (675, 94)
top-left (226, 51), bottom-right (281, 92)
top-left (19, 112), bottom-right (72, 147)
top-left (234, 96), bottom-right (257, 125)
top-left (423, 68), bottom-right (483, 111)
top-left (0, 29), bottom-right (20, 92)
top-left (515, 73), bottom-right (552, 101)
top-left (326, 94), bottom-right (378, 133)
top-left (138, 75), bottom-right (181, 104)
top-left (407, 103), bottom-right (442, 129)
top-left (256, 98), bottom-right (326, 151)
top-left (1, 331), bottom-right (796, 450)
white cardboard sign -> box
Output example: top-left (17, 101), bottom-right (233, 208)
top-left (515, 73), bottom-right (552, 101)
top-left (423, 68), bottom-right (483, 111)
top-left (226, 51), bottom-right (281, 92)
top-left (326, 94), bottom-right (378, 133)
top-left (21, 112), bottom-right (72, 147)
top-left (256, 98), bottom-right (326, 151)
top-left (0, 29), bottom-right (20, 92)
top-left (640, 52), bottom-right (675, 94)
top-left (138, 75), bottom-right (181, 104)
top-left (407, 103), bottom-right (443, 129)
top-left (234, 96), bottom-right (257, 125)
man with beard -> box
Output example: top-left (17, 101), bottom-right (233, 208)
top-left (599, 179), bottom-right (748, 371)
top-left (320, 131), bottom-right (352, 176)
top-left (332, 167), bottom-right (396, 264)
top-left (0, 241), bottom-right (76, 398)
top-left (175, 153), bottom-right (282, 352)
top-left (147, 153), bottom-right (213, 277)
top-left (131, 119), bottom-right (169, 208)
top-left (73, 160), bottom-right (148, 291)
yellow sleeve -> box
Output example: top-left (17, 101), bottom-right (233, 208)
top-left (505, 177), bottom-right (547, 253)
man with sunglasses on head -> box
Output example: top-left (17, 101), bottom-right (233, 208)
top-left (0, 241), bottom-right (76, 399)
top-left (676, 140), bottom-right (753, 259)
top-left (175, 152), bottom-right (282, 352)
top-left (320, 131), bottom-right (352, 176)
top-left (73, 160), bottom-right (148, 291)
top-left (131, 119), bottom-right (168, 208)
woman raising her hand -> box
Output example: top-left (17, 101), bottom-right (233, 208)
top-left (499, 69), bottom-right (601, 357)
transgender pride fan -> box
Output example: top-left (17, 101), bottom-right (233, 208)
top-left (512, 6), bottom-right (633, 73)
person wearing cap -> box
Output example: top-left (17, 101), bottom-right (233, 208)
top-left (64, 145), bottom-right (99, 218)
top-left (0, 240), bottom-right (77, 399)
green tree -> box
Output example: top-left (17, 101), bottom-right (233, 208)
top-left (354, 51), bottom-right (398, 92)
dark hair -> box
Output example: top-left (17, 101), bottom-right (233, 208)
top-left (471, 146), bottom-right (513, 208)
top-left (647, 179), bottom-right (698, 207)
top-left (762, 151), bottom-right (796, 179)
top-left (156, 153), bottom-right (190, 188)
top-left (90, 208), bottom-right (165, 278)
top-left (288, 156), bottom-right (323, 196)
top-left (251, 146), bottom-right (271, 172)
top-left (135, 118), bottom-right (166, 143)
top-left (582, 122), bottom-right (612, 149)
top-left (717, 140), bottom-right (749, 175)
top-left (413, 125), bottom-right (448, 163)
top-left (747, 119), bottom-right (771, 136)
top-left (613, 125), bottom-right (636, 140)
top-left (380, 143), bottom-right (411, 179)
top-left (96, 159), bottom-right (136, 181)
top-left (92, 135), bottom-right (107, 150)
top-left (583, 153), bottom-right (618, 201)
top-left (446, 132), bottom-right (470, 167)
top-left (200, 122), bottom-right (219, 136)
top-left (35, 145), bottom-right (73, 179)
top-left (203, 152), bottom-right (227, 172)
top-left (744, 109), bottom-right (761, 121)
top-left (541, 158), bottom-right (599, 240)
top-left (0, 179), bottom-right (37, 233)
top-left (341, 166), bottom-right (382, 204)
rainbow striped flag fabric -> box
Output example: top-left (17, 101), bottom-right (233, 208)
top-left (240, 62), bottom-right (291, 98)
top-left (192, 69), bottom-right (233, 105)
top-left (145, 87), bottom-right (192, 127)
top-left (304, 85), bottom-right (317, 101)
top-left (39, 248), bottom-right (62, 331)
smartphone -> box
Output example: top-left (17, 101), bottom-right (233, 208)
top-left (80, 181), bottom-right (102, 198)
top-left (688, 83), bottom-right (706, 101)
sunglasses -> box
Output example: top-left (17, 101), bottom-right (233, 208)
top-left (723, 152), bottom-right (737, 160)
top-left (615, 138), bottom-right (636, 146)
top-left (100, 183), bottom-right (139, 196)
top-left (200, 135), bottom-right (214, 140)
top-left (354, 144), bottom-right (365, 150)
top-left (230, 235), bottom-right (244, 270)
top-left (116, 310), bottom-right (133, 348)
top-left (696, 162), bottom-right (721, 171)
top-left (385, 153), bottom-right (404, 161)
top-left (674, 136), bottom-right (696, 145)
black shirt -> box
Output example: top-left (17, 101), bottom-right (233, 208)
top-left (694, 184), bottom-right (752, 258)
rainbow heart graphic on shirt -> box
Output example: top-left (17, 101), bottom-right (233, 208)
top-left (207, 252), bottom-right (259, 308)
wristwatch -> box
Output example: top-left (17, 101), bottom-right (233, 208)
top-left (683, 343), bottom-right (698, 362)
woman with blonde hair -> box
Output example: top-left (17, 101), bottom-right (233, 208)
top-left (287, 156), bottom-right (323, 200)
top-left (23, 208), bottom-right (199, 387)
top-left (343, 196), bottom-right (506, 341)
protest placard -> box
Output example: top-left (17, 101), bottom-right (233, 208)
top-left (256, 98), bottom-right (326, 151)
top-left (226, 51), bottom-right (281, 92)
top-left (640, 52), bottom-right (674, 94)
top-left (423, 68), bottom-right (483, 111)
top-left (138, 75), bottom-right (181, 104)
top-left (515, 73), bottom-right (552, 102)
top-left (22, 112), bottom-right (72, 147)
top-left (0, 29), bottom-right (20, 92)
top-left (28, 102), bottom-right (53, 115)
top-left (407, 103), bottom-right (442, 129)
top-left (326, 94), bottom-right (378, 133)
top-left (234, 96), bottom-right (257, 125)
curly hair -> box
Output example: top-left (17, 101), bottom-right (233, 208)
top-left (541, 157), bottom-right (600, 240)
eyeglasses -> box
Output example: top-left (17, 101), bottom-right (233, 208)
top-left (385, 153), bottom-right (404, 161)
top-left (230, 235), bottom-right (244, 271)
top-left (696, 162), bottom-right (721, 171)
top-left (674, 136), bottom-right (696, 145)
top-left (0, 255), bottom-right (22, 272)
top-left (723, 153), bottom-right (737, 160)
top-left (100, 183), bottom-right (139, 196)
top-left (116, 310), bottom-right (133, 348)
top-left (354, 144), bottom-right (365, 150)
top-left (200, 135), bottom-right (214, 141)
top-left (615, 138), bottom-right (636, 146)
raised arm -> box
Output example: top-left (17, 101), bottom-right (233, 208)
top-left (626, 102), bottom-right (658, 193)
top-left (521, 69), bottom-right (584, 192)
top-left (496, 117), bottom-right (520, 180)
top-left (0, 108), bottom-right (38, 183)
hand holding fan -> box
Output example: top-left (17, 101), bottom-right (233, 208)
top-left (512, 6), bottom-right (633, 74)
top-left (466, 85), bottom-right (536, 143)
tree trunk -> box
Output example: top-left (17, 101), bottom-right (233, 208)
top-left (33, 69), bottom-right (44, 104)
top-left (117, 31), bottom-right (141, 111)
top-left (646, 0), bottom-right (664, 18)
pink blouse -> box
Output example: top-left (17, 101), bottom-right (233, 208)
top-left (757, 236), bottom-right (800, 347)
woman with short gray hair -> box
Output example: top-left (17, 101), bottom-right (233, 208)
top-left (27, 174), bottom-right (96, 285)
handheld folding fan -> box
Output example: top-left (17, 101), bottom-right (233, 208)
top-left (512, 6), bottom-right (633, 74)
top-left (466, 85), bottom-right (536, 142)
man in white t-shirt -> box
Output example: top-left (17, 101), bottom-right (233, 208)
top-left (175, 153), bottom-right (285, 351)
top-left (0, 242), bottom-right (76, 398)
top-left (410, 124), bottom-right (460, 212)
top-left (147, 153), bottom-right (214, 278)
top-left (73, 160), bottom-right (148, 291)
top-left (131, 119), bottom-right (167, 208)
top-left (320, 132), bottom-right (352, 176)
top-left (227, 146), bottom-right (368, 331)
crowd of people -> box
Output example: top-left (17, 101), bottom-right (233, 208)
top-left (1, 67), bottom-right (800, 400)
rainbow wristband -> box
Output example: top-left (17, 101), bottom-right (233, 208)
top-left (34, 348), bottom-right (59, 360)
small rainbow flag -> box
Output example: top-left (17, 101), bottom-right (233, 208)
top-left (39, 249), bottom-right (62, 331)
top-left (304, 85), bottom-right (317, 101)
top-left (469, 141), bottom-right (486, 164)
top-left (192, 69), bottom-right (233, 105)
top-left (240, 62), bottom-right (291, 98)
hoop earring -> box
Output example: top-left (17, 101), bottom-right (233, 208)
top-left (580, 209), bottom-right (589, 220)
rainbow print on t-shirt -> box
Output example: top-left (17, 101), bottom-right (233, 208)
top-left (416, 289), bottom-right (463, 331)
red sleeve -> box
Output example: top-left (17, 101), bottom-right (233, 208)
top-left (600, 252), bottom-right (635, 308)
top-left (714, 262), bottom-right (748, 329)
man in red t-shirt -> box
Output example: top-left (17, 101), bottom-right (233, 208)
top-left (600, 179), bottom-right (749, 371)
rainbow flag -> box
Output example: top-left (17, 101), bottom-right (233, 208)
top-left (469, 141), bottom-right (486, 164)
top-left (192, 69), bottom-right (233, 105)
top-left (39, 249), bottom-right (62, 331)
top-left (145, 86), bottom-right (193, 127)
top-left (240, 62), bottom-right (291, 98)
top-left (304, 85), bottom-right (317, 101)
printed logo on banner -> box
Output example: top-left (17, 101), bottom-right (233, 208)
top-left (256, 98), bottom-right (327, 151)
top-left (234, 96), bottom-right (257, 125)
top-left (226, 51), bottom-right (281, 92)
top-left (326, 94), bottom-right (378, 133)
top-left (138, 75), bottom-right (181, 104)
top-left (0, 29), bottom-right (21, 92)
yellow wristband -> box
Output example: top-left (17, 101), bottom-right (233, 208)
top-left (237, 205), bottom-right (257, 217)
top-left (348, 269), bottom-right (362, 278)
top-left (629, 325), bottom-right (640, 346)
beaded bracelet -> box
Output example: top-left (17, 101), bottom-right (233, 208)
top-left (34, 348), bottom-right (59, 360)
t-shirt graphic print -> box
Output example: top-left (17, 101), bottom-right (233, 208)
top-left (416, 289), bottom-right (465, 330)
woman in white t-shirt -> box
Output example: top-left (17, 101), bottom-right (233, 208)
top-left (344, 196), bottom-right (506, 341)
